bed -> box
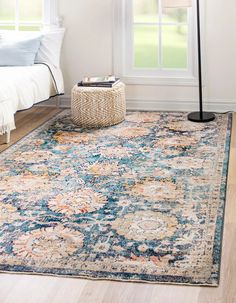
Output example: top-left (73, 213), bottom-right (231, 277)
top-left (0, 64), bottom-right (64, 142)
top-left (0, 28), bottom-right (65, 143)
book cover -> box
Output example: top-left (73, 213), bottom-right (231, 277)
top-left (78, 78), bottom-right (120, 88)
top-left (82, 75), bottom-right (116, 84)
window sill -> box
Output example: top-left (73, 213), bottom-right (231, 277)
top-left (120, 76), bottom-right (199, 87)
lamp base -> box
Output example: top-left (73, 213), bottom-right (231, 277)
top-left (188, 111), bottom-right (215, 123)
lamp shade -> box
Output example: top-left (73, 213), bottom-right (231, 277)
top-left (162, 0), bottom-right (192, 7)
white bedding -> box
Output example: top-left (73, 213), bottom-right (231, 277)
top-left (0, 63), bottom-right (64, 135)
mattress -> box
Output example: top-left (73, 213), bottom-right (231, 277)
top-left (0, 63), bottom-right (64, 135)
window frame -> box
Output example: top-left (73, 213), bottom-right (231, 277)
top-left (0, 0), bottom-right (60, 31)
top-left (113, 0), bottom-right (199, 86)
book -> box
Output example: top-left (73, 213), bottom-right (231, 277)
top-left (78, 78), bottom-right (120, 88)
top-left (82, 75), bottom-right (116, 85)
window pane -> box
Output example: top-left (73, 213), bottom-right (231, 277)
top-left (162, 25), bottom-right (188, 69)
top-left (162, 7), bottom-right (187, 23)
top-left (133, 0), bottom-right (159, 23)
top-left (19, 0), bottom-right (43, 22)
top-left (0, 0), bottom-right (15, 21)
top-left (134, 25), bottom-right (159, 68)
top-left (19, 25), bottom-right (42, 31)
top-left (0, 25), bottom-right (15, 30)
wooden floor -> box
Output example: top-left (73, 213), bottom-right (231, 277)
top-left (0, 107), bottom-right (235, 303)
top-left (0, 107), bottom-right (62, 152)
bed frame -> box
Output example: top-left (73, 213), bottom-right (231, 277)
top-left (5, 132), bottom-right (10, 144)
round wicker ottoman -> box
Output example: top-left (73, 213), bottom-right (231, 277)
top-left (71, 82), bottom-right (126, 128)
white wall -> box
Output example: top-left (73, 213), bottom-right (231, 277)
top-left (205, 0), bottom-right (236, 101)
top-left (59, 0), bottom-right (113, 95)
top-left (58, 0), bottom-right (236, 111)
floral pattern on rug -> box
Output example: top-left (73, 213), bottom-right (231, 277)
top-left (0, 110), bottom-right (231, 286)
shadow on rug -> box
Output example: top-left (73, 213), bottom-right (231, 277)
top-left (0, 110), bottom-right (232, 286)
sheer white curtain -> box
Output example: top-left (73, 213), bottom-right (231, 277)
top-left (162, 0), bottom-right (192, 7)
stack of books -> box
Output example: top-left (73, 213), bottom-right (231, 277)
top-left (78, 75), bottom-right (120, 88)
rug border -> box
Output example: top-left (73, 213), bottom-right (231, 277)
top-left (215, 113), bottom-right (233, 286)
top-left (0, 269), bottom-right (218, 287)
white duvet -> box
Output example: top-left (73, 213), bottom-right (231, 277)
top-left (0, 63), bottom-right (64, 135)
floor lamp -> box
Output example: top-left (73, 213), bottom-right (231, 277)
top-left (163, 0), bottom-right (215, 122)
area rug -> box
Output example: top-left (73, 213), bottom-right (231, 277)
top-left (0, 110), bottom-right (232, 286)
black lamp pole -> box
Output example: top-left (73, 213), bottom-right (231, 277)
top-left (187, 0), bottom-right (215, 122)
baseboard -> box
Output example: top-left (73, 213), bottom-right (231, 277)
top-left (126, 98), bottom-right (236, 112)
top-left (35, 96), bottom-right (60, 108)
top-left (56, 95), bottom-right (236, 112)
top-left (126, 98), bottom-right (198, 112)
top-left (59, 95), bottom-right (71, 108)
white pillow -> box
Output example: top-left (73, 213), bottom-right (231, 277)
top-left (0, 37), bottom-right (42, 66)
top-left (35, 28), bottom-right (65, 68)
top-left (1, 28), bottom-right (65, 68)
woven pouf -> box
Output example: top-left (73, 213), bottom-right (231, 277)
top-left (71, 82), bottom-right (126, 128)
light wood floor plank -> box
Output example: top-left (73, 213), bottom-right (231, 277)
top-left (0, 106), bottom-right (61, 152)
top-left (0, 109), bottom-right (235, 303)
top-left (198, 224), bottom-right (236, 303)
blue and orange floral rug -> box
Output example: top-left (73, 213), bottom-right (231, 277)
top-left (0, 110), bottom-right (232, 286)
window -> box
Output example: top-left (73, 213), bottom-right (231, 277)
top-left (0, 0), bottom-right (58, 31)
top-left (114, 0), bottom-right (197, 84)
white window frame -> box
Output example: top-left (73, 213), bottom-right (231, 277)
top-left (113, 0), bottom-right (200, 86)
top-left (0, 0), bottom-right (60, 31)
